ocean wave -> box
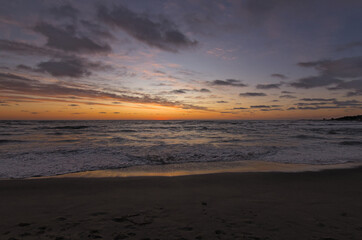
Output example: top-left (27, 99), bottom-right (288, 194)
top-left (0, 139), bottom-right (26, 144)
top-left (52, 125), bottom-right (91, 130)
top-left (1, 120), bottom-right (362, 178)
top-left (36, 125), bottom-right (91, 130)
top-left (118, 129), bottom-right (137, 132)
top-left (293, 134), bottom-right (326, 140)
top-left (339, 141), bottom-right (362, 146)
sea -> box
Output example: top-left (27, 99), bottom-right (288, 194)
top-left (0, 120), bottom-right (361, 179)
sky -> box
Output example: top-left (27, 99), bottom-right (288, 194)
top-left (0, 0), bottom-right (362, 120)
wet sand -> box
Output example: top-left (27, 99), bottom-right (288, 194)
top-left (1, 167), bottom-right (362, 240)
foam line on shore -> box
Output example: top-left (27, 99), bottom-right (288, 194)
top-left (38, 160), bottom-right (362, 179)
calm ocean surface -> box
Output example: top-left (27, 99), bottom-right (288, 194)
top-left (0, 120), bottom-right (361, 178)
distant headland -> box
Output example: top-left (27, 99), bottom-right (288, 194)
top-left (326, 115), bottom-right (362, 121)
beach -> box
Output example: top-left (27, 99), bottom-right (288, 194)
top-left (1, 167), bottom-right (362, 240)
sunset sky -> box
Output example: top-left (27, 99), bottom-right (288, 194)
top-left (0, 0), bottom-right (361, 120)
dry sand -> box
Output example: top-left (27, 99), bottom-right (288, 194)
top-left (1, 167), bottom-right (362, 240)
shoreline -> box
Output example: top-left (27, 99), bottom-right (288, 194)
top-left (1, 166), bottom-right (362, 239)
top-left (30, 160), bottom-right (362, 179)
top-left (0, 160), bottom-right (361, 180)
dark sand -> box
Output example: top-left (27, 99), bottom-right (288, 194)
top-left (1, 167), bottom-right (362, 240)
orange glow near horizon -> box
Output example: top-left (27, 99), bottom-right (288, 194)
top-left (1, 98), bottom-right (360, 120)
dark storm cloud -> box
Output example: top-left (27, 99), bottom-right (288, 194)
top-left (33, 22), bottom-right (111, 54)
top-left (336, 41), bottom-right (362, 52)
top-left (97, 4), bottom-right (197, 52)
top-left (49, 4), bottom-right (79, 20)
top-left (36, 56), bottom-right (112, 78)
top-left (271, 73), bottom-right (287, 79)
top-left (0, 72), bottom-right (209, 111)
top-left (239, 92), bottom-right (267, 97)
top-left (279, 95), bottom-right (296, 99)
top-left (0, 39), bottom-right (60, 57)
top-left (256, 83), bottom-right (282, 89)
top-left (209, 79), bottom-right (247, 87)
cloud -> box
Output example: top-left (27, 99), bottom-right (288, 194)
top-left (0, 72), bottom-right (209, 111)
top-left (300, 98), bottom-right (335, 101)
top-left (68, 104), bottom-right (79, 107)
top-left (217, 101), bottom-right (228, 103)
top-left (0, 39), bottom-right (60, 57)
top-left (328, 79), bottom-right (362, 96)
top-left (281, 90), bottom-right (294, 94)
top-left (16, 64), bottom-right (33, 71)
top-left (209, 79), bottom-right (247, 87)
top-left (336, 41), bottom-right (362, 52)
top-left (97, 4), bottom-right (197, 52)
top-left (288, 99), bottom-right (362, 110)
top-left (279, 94), bottom-right (296, 99)
top-left (33, 22), bottom-right (111, 54)
top-left (154, 70), bottom-right (166, 75)
top-left (345, 90), bottom-right (362, 97)
top-left (297, 106), bottom-right (340, 110)
top-left (80, 20), bottom-right (114, 40)
top-left (297, 102), bottom-right (329, 106)
top-left (169, 88), bottom-right (211, 94)
top-left (256, 83), bottom-right (282, 89)
top-left (297, 56), bottom-right (362, 79)
top-left (199, 88), bottom-right (211, 93)
top-left (239, 92), bottom-right (267, 97)
top-left (291, 75), bottom-right (342, 89)
top-left (250, 105), bottom-right (270, 108)
top-left (293, 56), bottom-right (362, 92)
top-left (170, 89), bottom-right (188, 94)
top-left (259, 108), bottom-right (283, 111)
top-left (329, 79), bottom-right (362, 90)
top-left (271, 73), bottom-right (287, 79)
top-left (36, 56), bottom-right (112, 78)
top-left (332, 99), bottom-right (362, 107)
top-left (233, 107), bottom-right (248, 109)
top-left (49, 4), bottom-right (79, 20)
